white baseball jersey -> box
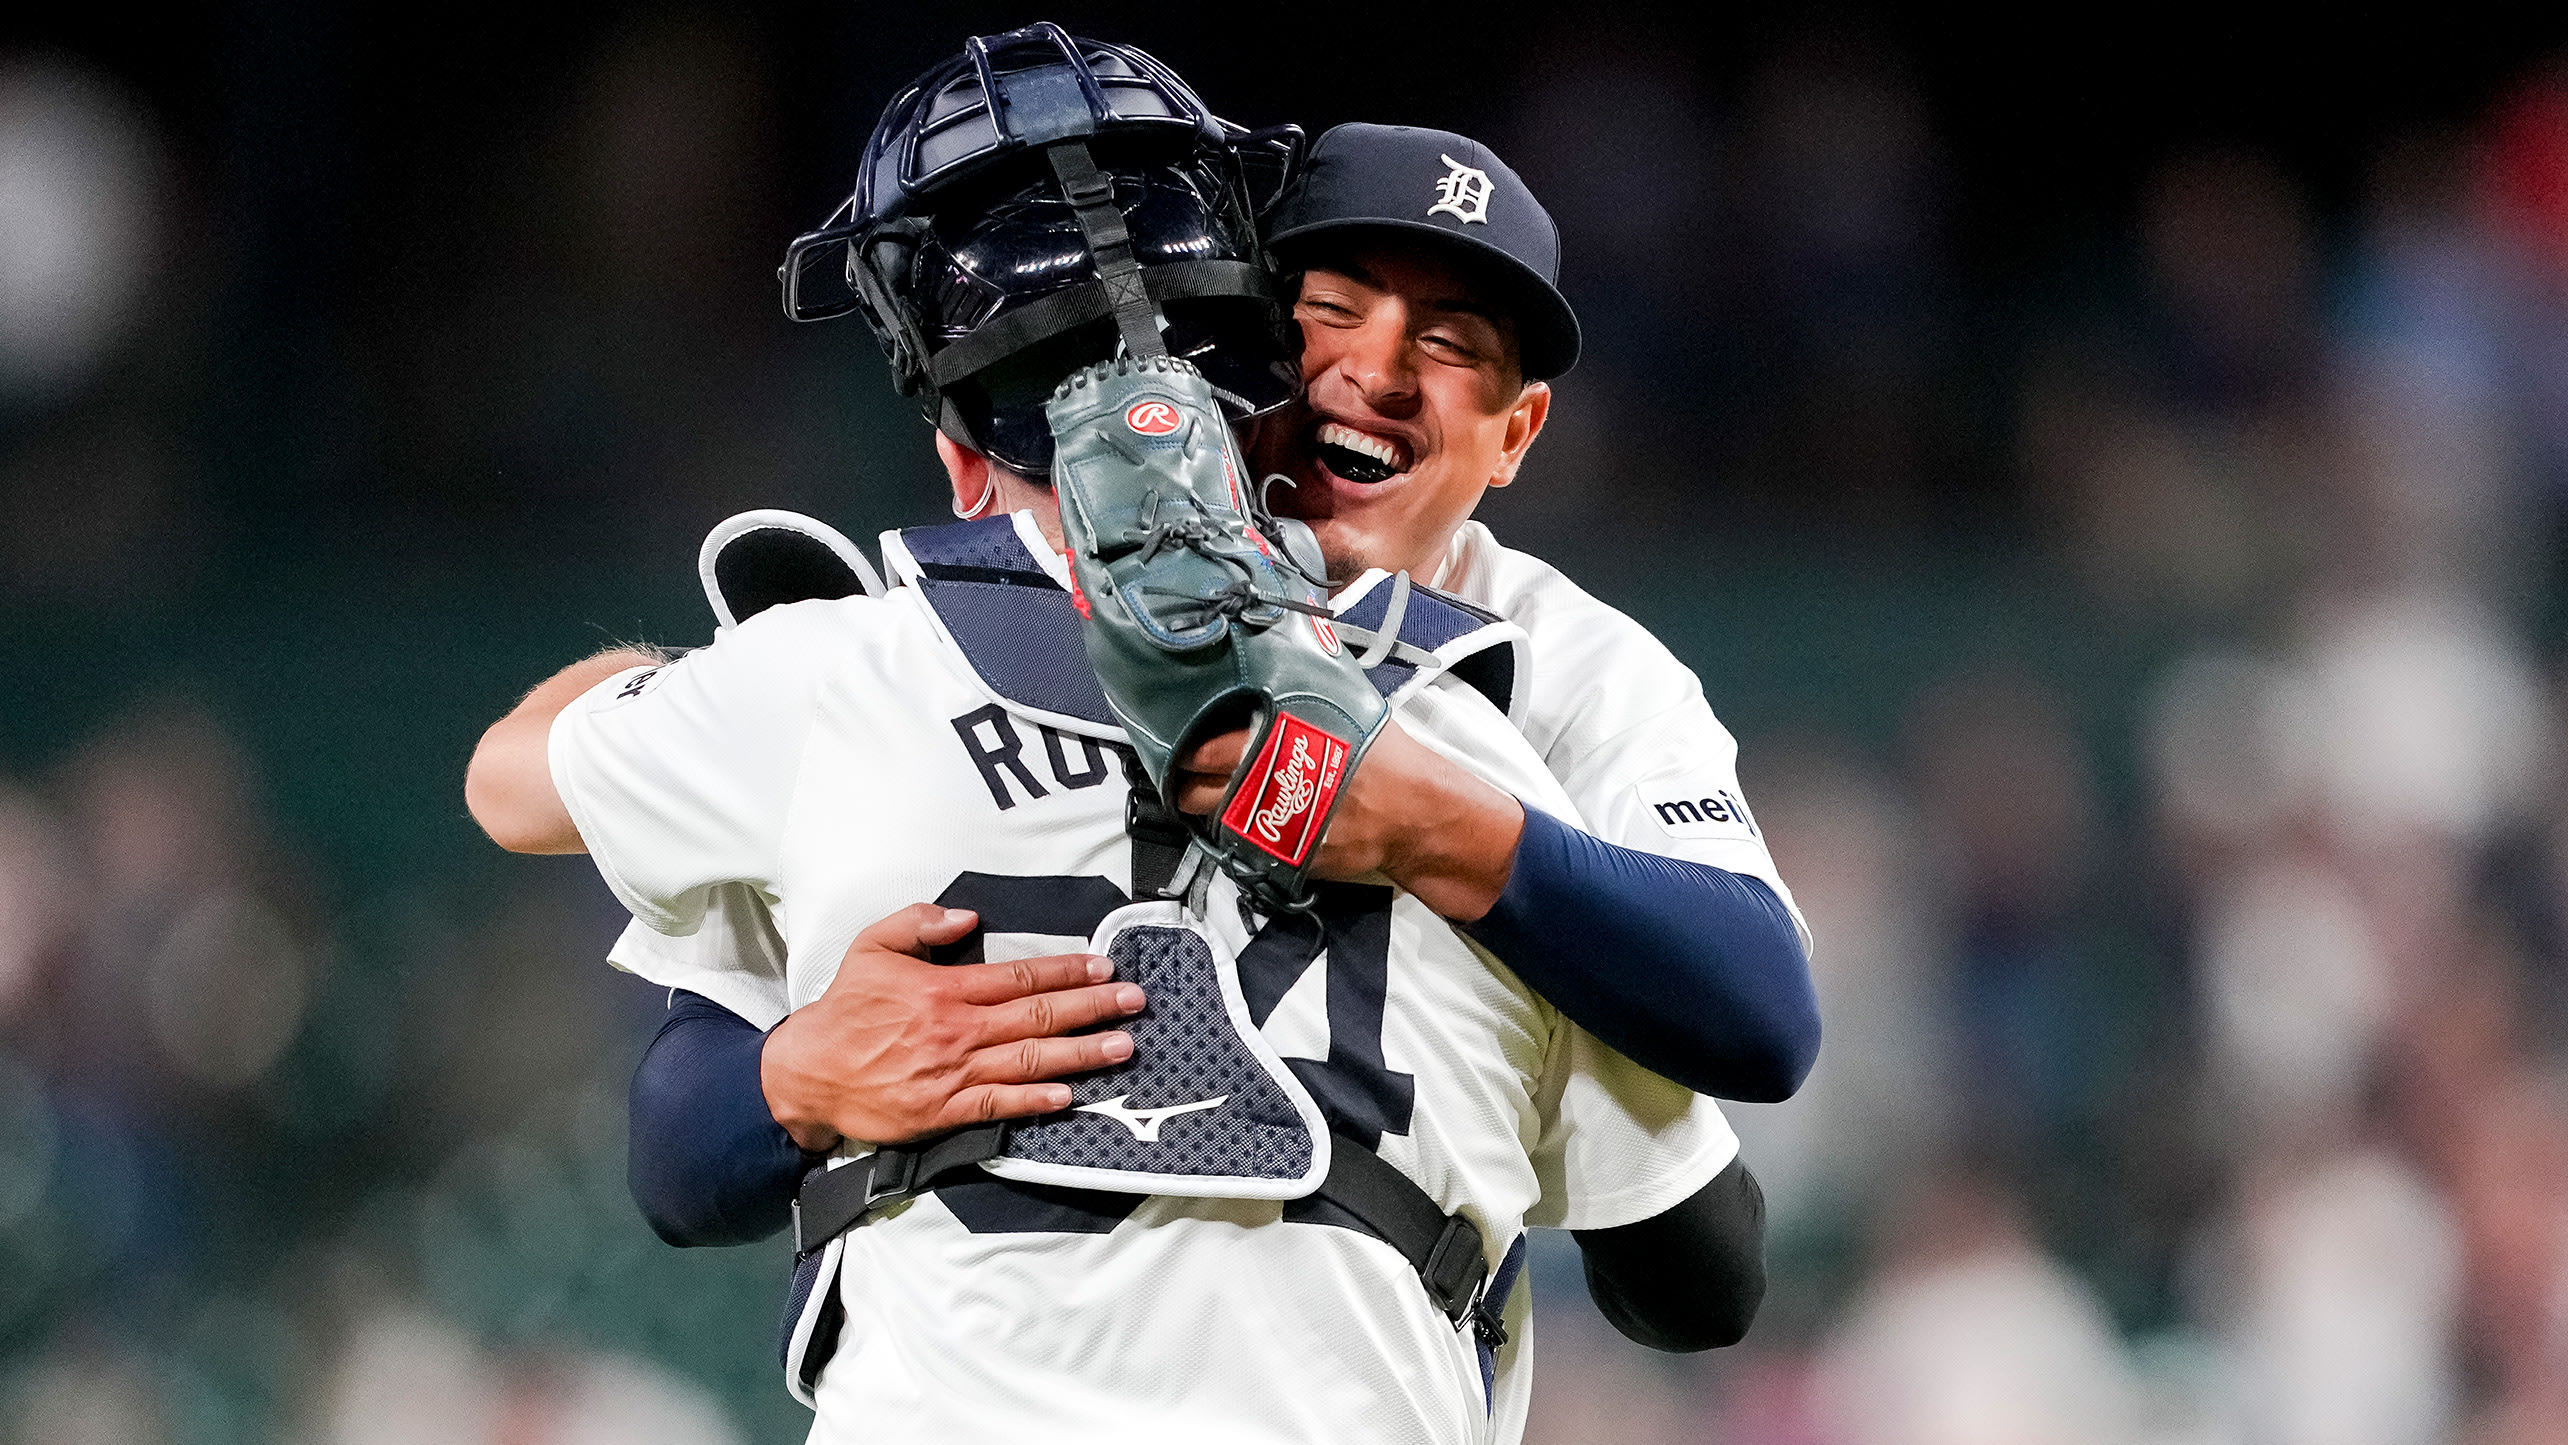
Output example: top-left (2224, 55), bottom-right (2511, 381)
top-left (554, 532), bottom-right (1738, 1445)
top-left (611, 518), bottom-right (1808, 1025)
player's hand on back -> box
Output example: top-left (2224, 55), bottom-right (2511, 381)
top-left (1172, 720), bottom-right (1526, 923)
top-left (760, 903), bottom-right (1146, 1152)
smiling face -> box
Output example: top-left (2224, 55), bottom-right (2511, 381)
top-left (1244, 241), bottom-right (1550, 585)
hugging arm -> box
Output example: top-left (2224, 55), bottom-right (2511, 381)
top-left (1176, 735), bottom-right (1819, 1101)
top-left (629, 979), bottom-right (1781, 1339)
top-left (465, 649), bottom-right (658, 854)
top-left (629, 992), bottom-right (810, 1247)
top-left (1464, 808), bottom-right (1818, 1103)
top-left (626, 904), bottom-right (1147, 1246)
top-left (625, 806), bottom-right (1816, 1246)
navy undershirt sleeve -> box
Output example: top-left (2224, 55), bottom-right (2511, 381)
top-left (626, 990), bottom-right (814, 1247)
top-left (1462, 808), bottom-right (1819, 1102)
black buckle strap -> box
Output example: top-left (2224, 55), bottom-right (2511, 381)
top-left (1120, 748), bottom-right (1191, 899)
top-left (792, 1121), bottom-right (1011, 1256)
top-left (790, 1122), bottom-right (1510, 1351)
top-left (1419, 1214), bottom-right (1486, 1322)
top-left (1470, 1295), bottom-right (1510, 1353)
top-left (1047, 141), bottom-right (1166, 361)
top-left (862, 1149), bottom-right (916, 1208)
top-left (1309, 1131), bottom-right (1496, 1338)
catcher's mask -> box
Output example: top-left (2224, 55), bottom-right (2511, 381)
top-left (780, 21), bottom-right (1304, 477)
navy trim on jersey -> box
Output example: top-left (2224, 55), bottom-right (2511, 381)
top-left (899, 514), bottom-right (1052, 574)
top-left (1332, 573), bottom-right (1498, 648)
top-left (896, 518), bottom-right (1520, 720)
top-left (918, 578), bottom-right (1115, 724)
top-left (628, 990), bottom-right (812, 1247)
top-left (1462, 808), bottom-right (1819, 1103)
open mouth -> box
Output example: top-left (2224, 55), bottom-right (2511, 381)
top-left (1313, 420), bottom-right (1413, 486)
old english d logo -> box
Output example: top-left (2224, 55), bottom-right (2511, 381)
top-left (1219, 714), bottom-right (1351, 866)
top-left (1125, 399), bottom-right (1183, 435)
top-left (1427, 153), bottom-right (1493, 225)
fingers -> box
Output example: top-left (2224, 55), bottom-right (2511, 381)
top-left (964, 1029), bottom-right (1136, 1088)
top-left (974, 980), bottom-right (1147, 1046)
top-left (932, 1029), bottom-right (1143, 1131)
top-left (1180, 730), bottom-right (1250, 773)
top-left (947, 950), bottom-right (1116, 1006)
top-left (915, 906), bottom-right (981, 946)
top-left (1173, 773), bottom-right (1227, 815)
top-left (1174, 728), bottom-right (1251, 814)
top-left (936, 1082), bottom-right (1077, 1130)
top-left (850, 903), bottom-right (978, 961)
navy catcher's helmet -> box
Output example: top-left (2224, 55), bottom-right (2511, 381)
top-left (781, 22), bottom-right (1303, 476)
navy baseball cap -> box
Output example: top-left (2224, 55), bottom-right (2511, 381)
top-left (1266, 123), bottom-right (1580, 380)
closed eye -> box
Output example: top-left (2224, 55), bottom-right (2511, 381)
top-left (1422, 332), bottom-right (1480, 365)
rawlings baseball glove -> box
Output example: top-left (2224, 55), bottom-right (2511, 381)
top-left (1046, 355), bottom-right (1386, 913)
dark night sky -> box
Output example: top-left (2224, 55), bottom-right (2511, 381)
top-left (19, 4), bottom-right (2567, 264)
top-left (6, 3), bottom-right (2567, 556)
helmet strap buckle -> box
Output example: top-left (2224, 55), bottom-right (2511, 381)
top-left (1046, 142), bottom-right (1169, 363)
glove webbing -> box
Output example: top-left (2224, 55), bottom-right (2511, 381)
top-left (1048, 142), bottom-right (1166, 362)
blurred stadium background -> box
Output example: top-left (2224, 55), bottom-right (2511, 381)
top-left (5, 4), bottom-right (2568, 1442)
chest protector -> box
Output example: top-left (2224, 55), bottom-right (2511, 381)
top-left (884, 513), bottom-right (1523, 1187)
top-left (705, 512), bottom-right (1531, 1403)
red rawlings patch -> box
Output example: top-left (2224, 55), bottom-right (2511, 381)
top-left (1218, 714), bottom-right (1351, 867)
top-left (1066, 566), bottom-right (1093, 618)
top-left (1124, 399), bottom-right (1182, 436)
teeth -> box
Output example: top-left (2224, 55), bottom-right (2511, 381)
top-left (1318, 422), bottom-right (1408, 473)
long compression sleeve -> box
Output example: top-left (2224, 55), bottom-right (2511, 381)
top-left (1576, 1154), bottom-right (1768, 1350)
top-left (1463, 807), bottom-right (1819, 1102)
top-left (626, 990), bottom-right (811, 1247)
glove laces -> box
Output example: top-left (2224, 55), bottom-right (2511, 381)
top-left (1124, 487), bottom-right (1336, 631)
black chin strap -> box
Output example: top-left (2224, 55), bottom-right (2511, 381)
top-left (1048, 141), bottom-right (1168, 361)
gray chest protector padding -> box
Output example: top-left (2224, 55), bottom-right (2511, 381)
top-left (979, 900), bottom-right (1332, 1199)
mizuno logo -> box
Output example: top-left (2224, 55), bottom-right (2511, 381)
top-left (1076, 1094), bottom-right (1228, 1142)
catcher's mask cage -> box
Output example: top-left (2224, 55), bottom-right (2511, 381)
top-left (780, 21), bottom-right (1304, 476)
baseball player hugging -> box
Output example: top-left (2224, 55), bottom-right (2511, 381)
top-left (466, 23), bottom-right (1820, 1445)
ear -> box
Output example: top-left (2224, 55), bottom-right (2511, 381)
top-left (935, 431), bottom-right (998, 518)
top-left (1487, 381), bottom-right (1551, 490)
